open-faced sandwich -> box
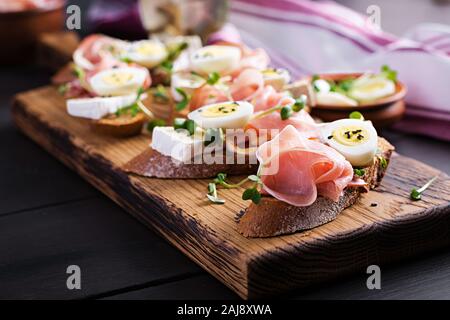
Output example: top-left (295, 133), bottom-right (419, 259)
top-left (54, 33), bottom-right (201, 136)
top-left (235, 115), bottom-right (394, 237)
top-left (309, 66), bottom-right (405, 108)
top-left (123, 40), bottom-right (313, 178)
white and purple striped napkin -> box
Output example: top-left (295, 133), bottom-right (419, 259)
top-left (220, 0), bottom-right (450, 141)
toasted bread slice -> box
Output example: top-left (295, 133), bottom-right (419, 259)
top-left (90, 112), bottom-right (146, 138)
top-left (237, 137), bottom-right (395, 238)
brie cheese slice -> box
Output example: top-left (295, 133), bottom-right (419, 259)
top-left (67, 94), bottom-right (145, 120)
top-left (151, 126), bottom-right (203, 163)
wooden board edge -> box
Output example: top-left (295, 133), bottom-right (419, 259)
top-left (11, 92), bottom-right (252, 299)
top-left (245, 201), bottom-right (450, 298)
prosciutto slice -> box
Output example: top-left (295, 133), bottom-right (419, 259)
top-left (246, 109), bottom-right (320, 139)
top-left (189, 84), bottom-right (229, 111)
top-left (251, 85), bottom-right (293, 112)
top-left (189, 68), bottom-right (265, 111)
top-left (230, 68), bottom-right (264, 101)
top-left (256, 125), bottom-right (353, 206)
top-left (73, 34), bottom-right (127, 71)
top-left (238, 47), bottom-right (270, 71)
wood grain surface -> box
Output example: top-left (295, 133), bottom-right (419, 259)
top-left (11, 86), bottom-right (450, 299)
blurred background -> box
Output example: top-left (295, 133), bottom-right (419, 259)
top-left (63, 0), bottom-right (450, 37)
top-left (1, 0), bottom-right (449, 142)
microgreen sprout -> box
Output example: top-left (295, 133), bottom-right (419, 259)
top-left (349, 111), bottom-right (364, 120)
top-left (175, 88), bottom-right (190, 111)
top-left (172, 118), bottom-right (196, 136)
top-left (378, 155), bottom-right (388, 169)
top-left (152, 85), bottom-right (169, 103)
top-left (381, 65), bottom-right (397, 82)
top-left (206, 173), bottom-right (263, 205)
top-left (115, 87), bottom-right (145, 117)
top-left (251, 94), bottom-right (308, 121)
top-left (206, 183), bottom-right (225, 204)
top-left (410, 176), bottom-right (438, 201)
top-left (206, 72), bottom-right (220, 85)
top-left (146, 119), bottom-right (166, 133)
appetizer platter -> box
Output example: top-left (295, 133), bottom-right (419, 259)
top-left (12, 32), bottom-right (450, 298)
top-left (308, 71), bottom-right (407, 127)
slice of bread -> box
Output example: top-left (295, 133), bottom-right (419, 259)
top-left (90, 112), bottom-right (146, 137)
top-left (237, 137), bottom-right (395, 238)
top-left (123, 148), bottom-right (258, 179)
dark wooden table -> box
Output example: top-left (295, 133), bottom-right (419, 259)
top-left (1, 66), bottom-right (450, 300)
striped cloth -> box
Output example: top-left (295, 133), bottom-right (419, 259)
top-left (222, 0), bottom-right (450, 141)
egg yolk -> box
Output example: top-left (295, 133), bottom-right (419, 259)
top-left (357, 81), bottom-right (386, 93)
top-left (332, 125), bottom-right (369, 146)
top-left (262, 69), bottom-right (280, 77)
top-left (102, 72), bottom-right (134, 86)
top-left (136, 43), bottom-right (165, 56)
top-left (201, 103), bottom-right (239, 118)
top-left (195, 47), bottom-right (227, 59)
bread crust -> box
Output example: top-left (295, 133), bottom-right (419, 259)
top-left (90, 112), bottom-right (146, 137)
top-left (237, 137), bottom-right (395, 238)
top-left (123, 148), bottom-right (258, 179)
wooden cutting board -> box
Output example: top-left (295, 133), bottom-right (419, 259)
top-left (11, 86), bottom-right (450, 299)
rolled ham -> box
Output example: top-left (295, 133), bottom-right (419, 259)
top-left (256, 125), bottom-right (353, 206)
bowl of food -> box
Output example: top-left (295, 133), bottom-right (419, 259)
top-left (0, 0), bottom-right (64, 65)
top-left (308, 66), bottom-right (407, 127)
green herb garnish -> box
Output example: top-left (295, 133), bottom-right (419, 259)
top-left (120, 56), bottom-right (132, 63)
top-left (248, 175), bottom-right (261, 183)
top-left (146, 119), bottom-right (166, 133)
top-left (334, 78), bottom-right (354, 93)
top-left (253, 95), bottom-right (307, 122)
top-left (152, 85), bottom-right (169, 103)
top-left (157, 42), bottom-right (188, 73)
top-left (206, 72), bottom-right (220, 85)
top-left (280, 106), bottom-right (292, 120)
top-left (160, 60), bottom-right (173, 72)
top-left (381, 65), bottom-right (397, 82)
top-left (167, 42), bottom-right (188, 61)
top-left (206, 182), bottom-right (225, 204)
top-left (206, 173), bottom-right (263, 205)
top-left (57, 84), bottom-right (68, 95)
top-left (354, 168), bottom-right (365, 177)
top-left (172, 118), bottom-right (196, 136)
top-left (349, 111), bottom-right (364, 120)
top-left (73, 66), bottom-right (85, 80)
top-left (173, 117), bottom-right (187, 130)
top-left (115, 87), bottom-right (145, 116)
top-left (184, 119), bottom-right (196, 136)
top-left (292, 95), bottom-right (307, 112)
top-left (410, 176), bottom-right (437, 201)
top-left (242, 187), bottom-right (261, 205)
top-left (214, 173), bottom-right (227, 184)
top-left (175, 88), bottom-right (190, 111)
top-left (378, 155), bottom-right (388, 169)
